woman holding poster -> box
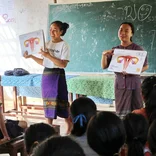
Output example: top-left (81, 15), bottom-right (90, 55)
top-left (101, 22), bottom-right (149, 118)
top-left (23, 21), bottom-right (72, 134)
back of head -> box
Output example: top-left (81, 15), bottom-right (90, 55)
top-left (148, 119), bottom-right (156, 155)
top-left (123, 113), bottom-right (148, 156)
top-left (32, 136), bottom-right (86, 156)
top-left (25, 122), bottom-right (56, 154)
top-left (70, 97), bottom-right (97, 136)
top-left (87, 111), bottom-right (125, 156)
top-left (141, 76), bottom-right (156, 119)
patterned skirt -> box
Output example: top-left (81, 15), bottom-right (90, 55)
top-left (41, 68), bottom-right (69, 119)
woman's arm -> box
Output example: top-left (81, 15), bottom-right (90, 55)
top-left (23, 51), bottom-right (43, 66)
top-left (0, 106), bottom-right (10, 142)
top-left (142, 65), bottom-right (148, 73)
top-left (39, 49), bottom-right (68, 68)
top-left (101, 50), bottom-right (113, 69)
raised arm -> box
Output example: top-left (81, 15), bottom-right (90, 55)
top-left (101, 50), bottom-right (113, 69)
top-left (142, 65), bottom-right (148, 73)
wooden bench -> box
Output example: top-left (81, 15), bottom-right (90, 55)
top-left (0, 135), bottom-right (26, 156)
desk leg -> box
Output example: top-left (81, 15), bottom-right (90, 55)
top-left (0, 86), bottom-right (5, 112)
top-left (13, 87), bottom-right (18, 112)
top-left (22, 96), bottom-right (27, 116)
top-left (68, 93), bottom-right (73, 103)
top-left (76, 94), bottom-right (86, 99)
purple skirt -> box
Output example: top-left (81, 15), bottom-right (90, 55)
top-left (41, 68), bottom-right (69, 119)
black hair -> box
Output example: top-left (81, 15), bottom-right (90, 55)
top-left (148, 119), bottom-right (156, 155)
top-left (120, 22), bottom-right (134, 41)
top-left (24, 122), bottom-right (56, 154)
top-left (141, 76), bottom-right (156, 122)
top-left (51, 21), bottom-right (69, 36)
top-left (123, 113), bottom-right (148, 156)
top-left (32, 136), bottom-right (86, 156)
top-left (70, 97), bottom-right (97, 136)
top-left (87, 111), bottom-right (125, 156)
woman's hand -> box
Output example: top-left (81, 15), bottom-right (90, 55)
top-left (102, 49), bottom-right (113, 56)
top-left (122, 71), bottom-right (128, 75)
top-left (23, 51), bottom-right (31, 59)
top-left (39, 48), bottom-right (51, 58)
top-left (0, 136), bottom-right (10, 145)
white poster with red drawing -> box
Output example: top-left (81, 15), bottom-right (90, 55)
top-left (108, 49), bottom-right (147, 75)
top-left (19, 29), bottom-right (45, 55)
top-left (0, 0), bottom-right (15, 24)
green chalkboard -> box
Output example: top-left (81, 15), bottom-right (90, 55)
top-left (48, 0), bottom-right (156, 72)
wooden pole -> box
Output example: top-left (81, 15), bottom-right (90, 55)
top-left (54, 0), bottom-right (57, 3)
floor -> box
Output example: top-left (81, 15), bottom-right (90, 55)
top-left (3, 98), bottom-right (115, 135)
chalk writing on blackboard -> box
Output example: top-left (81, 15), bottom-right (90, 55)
top-left (48, 1), bottom-right (156, 72)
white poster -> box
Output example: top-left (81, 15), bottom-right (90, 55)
top-left (0, 0), bottom-right (15, 24)
top-left (108, 49), bottom-right (147, 75)
top-left (19, 29), bottom-right (45, 55)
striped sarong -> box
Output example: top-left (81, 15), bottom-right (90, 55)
top-left (41, 67), bottom-right (69, 119)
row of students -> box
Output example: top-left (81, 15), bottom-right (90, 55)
top-left (1, 74), bottom-right (156, 155)
top-left (25, 88), bottom-right (156, 156)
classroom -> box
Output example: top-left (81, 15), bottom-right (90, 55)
top-left (0, 0), bottom-right (156, 155)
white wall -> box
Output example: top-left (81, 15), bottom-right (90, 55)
top-left (0, 0), bottom-right (110, 74)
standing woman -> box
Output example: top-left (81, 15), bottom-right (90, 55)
top-left (101, 22), bottom-right (148, 118)
top-left (23, 21), bottom-right (72, 134)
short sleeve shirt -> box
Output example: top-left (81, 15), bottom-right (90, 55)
top-left (43, 40), bottom-right (70, 68)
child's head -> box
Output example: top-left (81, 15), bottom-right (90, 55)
top-left (32, 136), bottom-right (86, 156)
top-left (70, 97), bottom-right (97, 136)
top-left (148, 119), bottom-right (156, 154)
top-left (50, 21), bottom-right (69, 37)
top-left (87, 111), bottom-right (125, 156)
top-left (148, 119), bottom-right (156, 155)
top-left (25, 122), bottom-right (56, 155)
top-left (141, 76), bottom-right (156, 119)
top-left (123, 113), bottom-right (148, 156)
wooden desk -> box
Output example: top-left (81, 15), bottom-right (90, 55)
top-left (0, 74), bottom-right (116, 118)
top-left (0, 74), bottom-right (78, 119)
top-left (67, 75), bottom-right (115, 99)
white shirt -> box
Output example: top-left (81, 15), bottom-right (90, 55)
top-left (43, 40), bottom-right (70, 68)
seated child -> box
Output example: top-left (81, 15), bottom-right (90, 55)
top-left (32, 136), bottom-right (86, 156)
top-left (87, 111), bottom-right (125, 156)
top-left (121, 113), bottom-right (150, 156)
top-left (24, 122), bottom-right (56, 155)
top-left (148, 119), bottom-right (156, 155)
top-left (0, 102), bottom-right (27, 144)
top-left (69, 97), bottom-right (98, 156)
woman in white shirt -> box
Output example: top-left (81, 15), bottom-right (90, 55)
top-left (23, 21), bottom-right (72, 134)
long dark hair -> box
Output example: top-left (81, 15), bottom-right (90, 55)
top-left (87, 111), bottom-right (125, 156)
top-left (141, 76), bottom-right (156, 123)
top-left (70, 97), bottom-right (97, 136)
top-left (123, 113), bottom-right (148, 156)
top-left (24, 123), bottom-right (56, 154)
